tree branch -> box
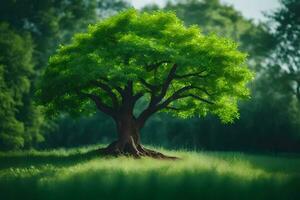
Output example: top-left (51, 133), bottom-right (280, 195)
top-left (151, 63), bottom-right (178, 105)
top-left (190, 86), bottom-right (213, 96)
top-left (139, 78), bottom-right (160, 92)
top-left (137, 85), bottom-right (192, 128)
top-left (91, 80), bottom-right (119, 108)
top-left (137, 84), bottom-right (214, 128)
top-left (137, 63), bottom-right (213, 128)
top-left (165, 106), bottom-right (181, 111)
top-left (77, 91), bottom-right (116, 117)
top-left (98, 76), bottom-right (124, 96)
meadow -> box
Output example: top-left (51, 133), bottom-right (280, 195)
top-left (0, 145), bottom-right (300, 200)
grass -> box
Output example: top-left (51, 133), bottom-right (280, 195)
top-left (0, 144), bottom-right (300, 200)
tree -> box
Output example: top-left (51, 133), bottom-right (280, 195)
top-left (0, 0), bottom-right (98, 66)
top-left (268, 0), bottom-right (300, 100)
top-left (0, 23), bottom-right (43, 150)
top-left (0, 0), bottom-right (97, 150)
top-left (38, 10), bottom-right (253, 158)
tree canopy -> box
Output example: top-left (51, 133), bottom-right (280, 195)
top-left (38, 9), bottom-right (253, 124)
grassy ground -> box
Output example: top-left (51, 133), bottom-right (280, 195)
top-left (0, 145), bottom-right (300, 200)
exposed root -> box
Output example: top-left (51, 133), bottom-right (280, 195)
top-left (98, 141), bottom-right (178, 160)
top-left (137, 145), bottom-right (178, 160)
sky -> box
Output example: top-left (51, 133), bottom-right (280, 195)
top-left (129, 0), bottom-right (281, 22)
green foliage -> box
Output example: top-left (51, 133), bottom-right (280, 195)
top-left (145, 0), bottom-right (274, 69)
top-left (268, 0), bottom-right (300, 100)
top-left (39, 9), bottom-right (253, 123)
top-left (0, 146), bottom-right (300, 200)
top-left (0, 0), bottom-right (99, 66)
top-left (0, 0), bottom-right (96, 150)
top-left (0, 23), bottom-right (40, 150)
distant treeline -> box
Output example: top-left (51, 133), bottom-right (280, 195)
top-left (1, 0), bottom-right (300, 152)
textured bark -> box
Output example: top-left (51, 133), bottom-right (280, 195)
top-left (99, 113), bottom-right (177, 159)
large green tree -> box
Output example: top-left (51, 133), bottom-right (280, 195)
top-left (38, 10), bottom-right (253, 157)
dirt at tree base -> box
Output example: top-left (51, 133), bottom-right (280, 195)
top-left (95, 142), bottom-right (179, 160)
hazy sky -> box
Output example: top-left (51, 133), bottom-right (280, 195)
top-left (129, 0), bottom-right (281, 22)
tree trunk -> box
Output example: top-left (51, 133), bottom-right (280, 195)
top-left (99, 113), bottom-right (177, 159)
top-left (114, 113), bottom-right (141, 156)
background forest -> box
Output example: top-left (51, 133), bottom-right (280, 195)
top-left (1, 0), bottom-right (300, 153)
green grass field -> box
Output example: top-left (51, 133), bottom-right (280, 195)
top-left (0, 145), bottom-right (300, 200)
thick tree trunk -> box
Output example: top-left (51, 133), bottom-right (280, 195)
top-left (99, 113), bottom-right (177, 159)
top-left (113, 114), bottom-right (141, 156)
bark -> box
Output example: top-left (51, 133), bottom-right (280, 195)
top-left (99, 113), bottom-right (177, 159)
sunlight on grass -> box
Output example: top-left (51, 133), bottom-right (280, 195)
top-left (1, 146), bottom-right (300, 200)
top-left (0, 150), bottom-right (288, 184)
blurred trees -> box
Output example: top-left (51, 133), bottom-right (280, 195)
top-left (0, 0), bottom-right (98, 66)
top-left (0, 23), bottom-right (35, 150)
top-left (267, 0), bottom-right (300, 100)
top-left (0, 0), bottom-right (129, 150)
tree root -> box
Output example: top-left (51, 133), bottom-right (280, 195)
top-left (97, 141), bottom-right (178, 160)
